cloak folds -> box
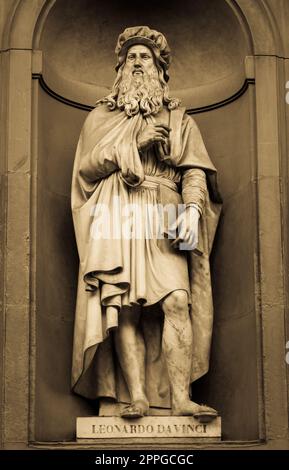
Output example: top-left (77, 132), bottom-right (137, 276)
top-left (71, 104), bottom-right (222, 407)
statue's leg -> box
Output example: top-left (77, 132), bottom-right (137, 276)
top-left (161, 290), bottom-right (217, 419)
top-left (113, 305), bottom-right (149, 416)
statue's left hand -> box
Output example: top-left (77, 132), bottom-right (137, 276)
top-left (171, 205), bottom-right (199, 250)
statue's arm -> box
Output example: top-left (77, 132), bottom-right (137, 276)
top-left (78, 142), bottom-right (119, 183)
top-left (76, 108), bottom-right (120, 183)
top-left (170, 168), bottom-right (207, 249)
top-left (181, 168), bottom-right (207, 216)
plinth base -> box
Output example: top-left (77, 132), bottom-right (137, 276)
top-left (77, 415), bottom-right (221, 439)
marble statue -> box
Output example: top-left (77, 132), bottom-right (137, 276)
top-left (71, 26), bottom-right (222, 421)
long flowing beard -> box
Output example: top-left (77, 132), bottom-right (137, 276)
top-left (116, 68), bottom-right (164, 117)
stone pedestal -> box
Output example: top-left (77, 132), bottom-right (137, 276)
top-left (77, 416), bottom-right (221, 440)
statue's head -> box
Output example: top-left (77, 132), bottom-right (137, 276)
top-left (96, 26), bottom-right (180, 117)
top-left (115, 26), bottom-right (171, 83)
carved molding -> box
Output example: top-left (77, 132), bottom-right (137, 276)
top-left (32, 72), bottom-right (255, 114)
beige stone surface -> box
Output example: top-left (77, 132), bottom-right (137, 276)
top-left (1, 0), bottom-right (289, 450)
top-left (77, 416), bottom-right (221, 439)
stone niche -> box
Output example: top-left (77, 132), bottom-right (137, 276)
top-left (34, 0), bottom-right (259, 442)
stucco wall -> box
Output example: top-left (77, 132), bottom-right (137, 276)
top-left (0, 0), bottom-right (289, 450)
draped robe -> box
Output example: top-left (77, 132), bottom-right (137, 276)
top-left (71, 104), bottom-right (222, 407)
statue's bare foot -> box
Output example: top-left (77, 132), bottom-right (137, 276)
top-left (172, 400), bottom-right (218, 423)
top-left (120, 399), bottom-right (149, 419)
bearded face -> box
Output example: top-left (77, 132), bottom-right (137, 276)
top-left (116, 44), bottom-right (165, 117)
top-left (97, 44), bottom-right (180, 115)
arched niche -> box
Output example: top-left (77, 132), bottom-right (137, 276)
top-left (3, 0), bottom-right (281, 55)
top-left (38, 0), bottom-right (251, 108)
top-left (32, 0), bottom-right (258, 443)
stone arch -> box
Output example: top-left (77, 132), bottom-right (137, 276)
top-left (1, 0), bottom-right (53, 49)
top-left (226, 0), bottom-right (282, 56)
top-left (2, 0), bottom-right (281, 57)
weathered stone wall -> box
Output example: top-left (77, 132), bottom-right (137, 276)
top-left (0, 0), bottom-right (288, 449)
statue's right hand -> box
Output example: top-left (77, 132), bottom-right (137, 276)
top-left (137, 123), bottom-right (171, 153)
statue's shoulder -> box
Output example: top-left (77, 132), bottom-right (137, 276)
top-left (88, 103), bottom-right (112, 119)
top-left (182, 109), bottom-right (200, 130)
top-left (182, 108), bottom-right (195, 122)
top-left (82, 103), bottom-right (118, 130)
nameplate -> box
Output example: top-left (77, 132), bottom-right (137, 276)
top-left (77, 416), bottom-right (221, 439)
